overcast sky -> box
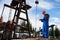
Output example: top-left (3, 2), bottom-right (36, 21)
top-left (0, 0), bottom-right (60, 31)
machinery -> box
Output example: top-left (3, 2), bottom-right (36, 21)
top-left (0, 0), bottom-right (31, 40)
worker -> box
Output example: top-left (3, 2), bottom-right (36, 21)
top-left (40, 11), bottom-right (50, 38)
top-left (3, 21), bottom-right (12, 40)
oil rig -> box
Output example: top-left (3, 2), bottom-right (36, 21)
top-left (0, 0), bottom-right (60, 40)
top-left (0, 0), bottom-right (31, 40)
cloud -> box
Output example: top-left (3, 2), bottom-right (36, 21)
top-left (49, 17), bottom-right (60, 30)
top-left (29, 15), bottom-right (43, 30)
top-left (51, 17), bottom-right (60, 23)
top-left (55, 0), bottom-right (60, 2)
top-left (49, 17), bottom-right (60, 25)
top-left (38, 1), bottom-right (53, 10)
top-left (26, 0), bottom-right (53, 10)
top-left (57, 25), bottom-right (60, 30)
top-left (28, 11), bottom-right (43, 30)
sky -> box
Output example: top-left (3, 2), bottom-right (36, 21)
top-left (0, 0), bottom-right (60, 31)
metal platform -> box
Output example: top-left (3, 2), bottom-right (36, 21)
top-left (4, 4), bottom-right (31, 10)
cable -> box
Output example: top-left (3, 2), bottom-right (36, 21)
top-left (35, 0), bottom-right (39, 27)
top-left (35, 0), bottom-right (39, 37)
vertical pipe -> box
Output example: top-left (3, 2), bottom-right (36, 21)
top-left (1, 6), bottom-right (5, 17)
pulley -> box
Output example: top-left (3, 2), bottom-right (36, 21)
top-left (35, 0), bottom-right (39, 4)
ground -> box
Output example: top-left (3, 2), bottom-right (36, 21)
top-left (12, 38), bottom-right (60, 40)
